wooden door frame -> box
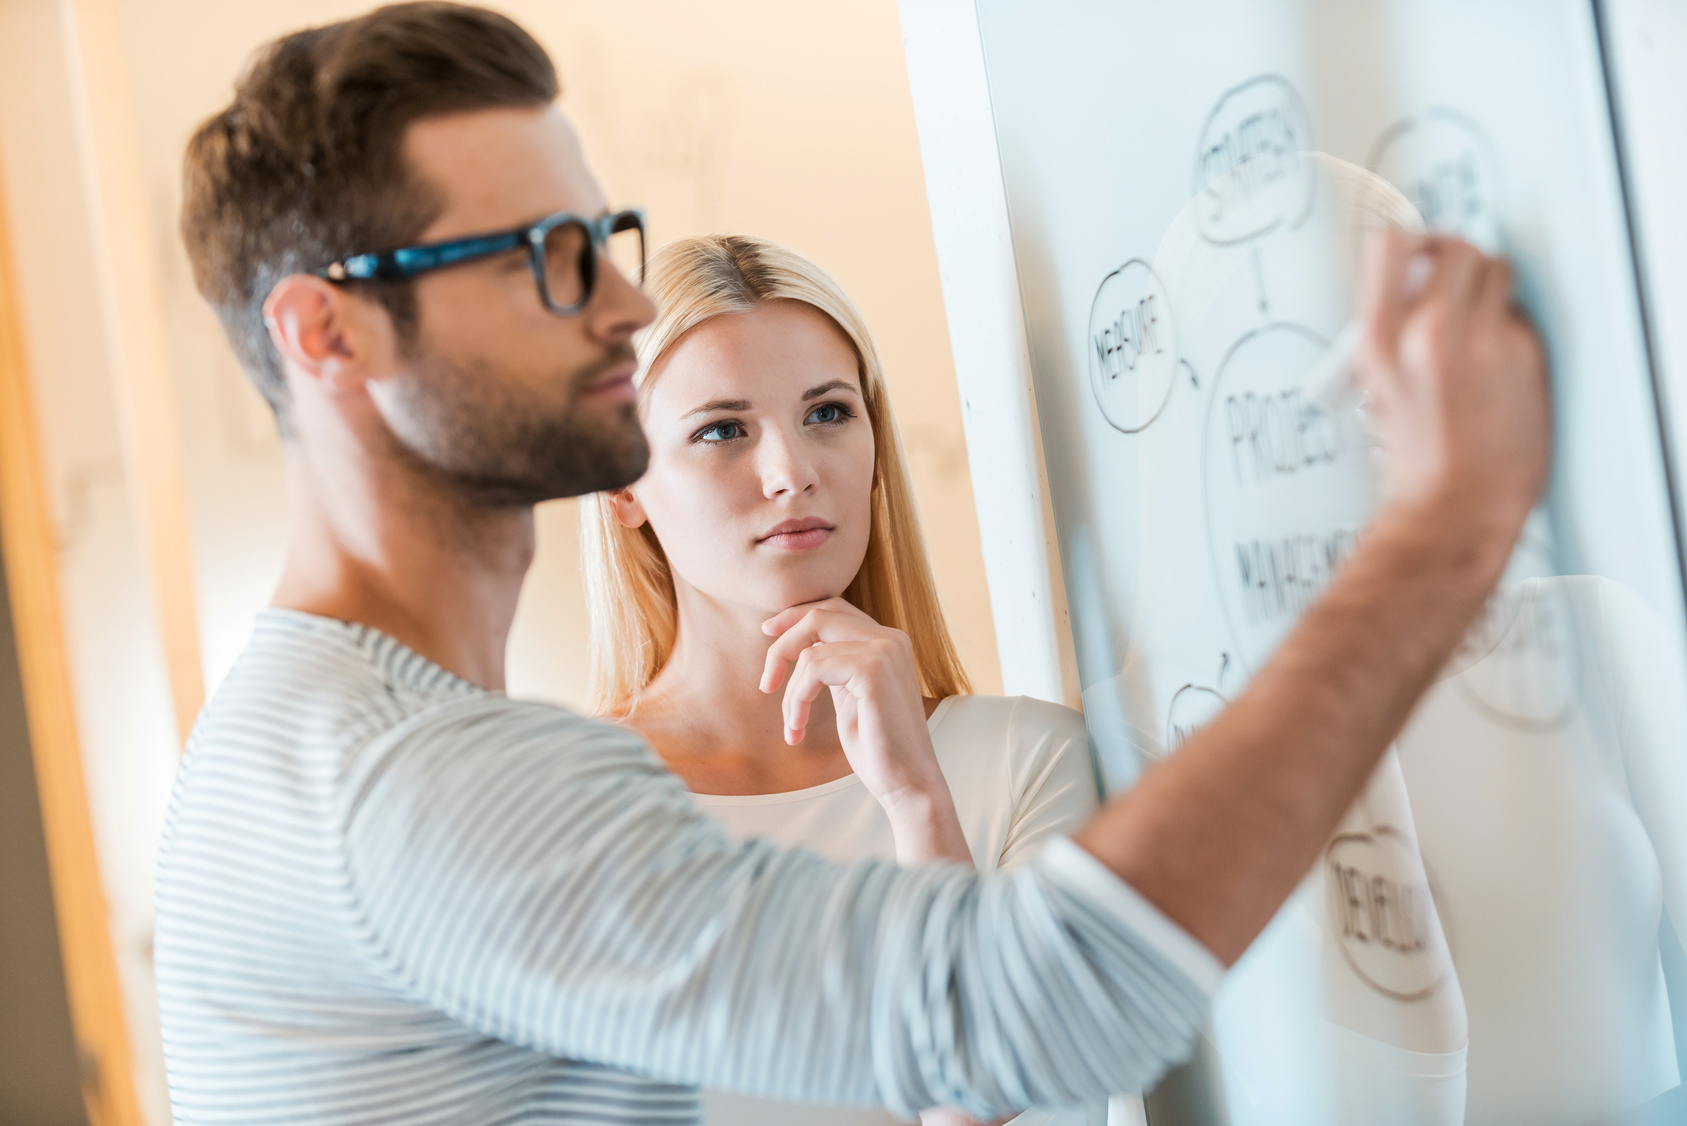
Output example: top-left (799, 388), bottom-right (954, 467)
top-left (0, 146), bottom-right (146, 1126)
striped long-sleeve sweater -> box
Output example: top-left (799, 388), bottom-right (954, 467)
top-left (154, 610), bottom-right (1223, 1124)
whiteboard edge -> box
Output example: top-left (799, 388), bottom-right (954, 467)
top-left (898, 0), bottom-right (1081, 711)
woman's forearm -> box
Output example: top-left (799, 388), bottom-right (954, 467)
top-left (882, 784), bottom-right (974, 866)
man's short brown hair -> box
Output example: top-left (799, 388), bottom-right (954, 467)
top-left (180, 2), bottom-right (558, 424)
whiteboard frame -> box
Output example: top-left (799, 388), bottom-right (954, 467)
top-left (1595, 0), bottom-right (1687, 613)
top-left (899, 0), bottom-right (1080, 711)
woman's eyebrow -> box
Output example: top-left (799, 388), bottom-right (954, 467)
top-left (681, 398), bottom-right (751, 419)
top-left (801, 380), bottom-right (858, 401)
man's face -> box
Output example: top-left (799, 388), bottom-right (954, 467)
top-left (367, 105), bottom-right (657, 506)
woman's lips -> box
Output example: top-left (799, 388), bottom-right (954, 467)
top-left (758, 518), bottom-right (834, 551)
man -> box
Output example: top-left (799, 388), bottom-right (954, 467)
top-left (155, 3), bottom-right (1549, 1123)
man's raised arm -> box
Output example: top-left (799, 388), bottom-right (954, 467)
top-left (1077, 231), bottom-right (1551, 964)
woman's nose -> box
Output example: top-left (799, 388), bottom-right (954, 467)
top-left (758, 426), bottom-right (818, 499)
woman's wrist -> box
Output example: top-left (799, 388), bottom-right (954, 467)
top-left (880, 782), bottom-right (973, 866)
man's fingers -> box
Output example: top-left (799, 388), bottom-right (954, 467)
top-left (1357, 227), bottom-right (1419, 360)
top-left (1475, 255), bottom-right (1515, 317)
top-left (1416, 237), bottom-right (1485, 315)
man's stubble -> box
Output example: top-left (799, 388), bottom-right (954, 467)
top-left (377, 335), bottom-right (650, 512)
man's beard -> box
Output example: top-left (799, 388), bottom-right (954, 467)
top-left (379, 340), bottom-right (650, 509)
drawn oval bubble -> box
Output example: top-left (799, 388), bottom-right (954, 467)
top-left (1087, 258), bottom-right (1178, 433)
top-left (1192, 74), bottom-right (1314, 245)
top-left (1165, 684), bottom-right (1226, 754)
top-left (1440, 531), bottom-right (1579, 731)
top-left (1368, 109), bottom-right (1503, 253)
top-left (1454, 580), bottom-right (1580, 732)
top-left (1203, 324), bottom-right (1379, 671)
top-left (1326, 828), bottom-right (1452, 1002)
top-left (1440, 529), bottom-right (1555, 678)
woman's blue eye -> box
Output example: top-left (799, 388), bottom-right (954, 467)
top-left (694, 420), bottom-right (746, 443)
top-left (806, 402), bottom-right (853, 425)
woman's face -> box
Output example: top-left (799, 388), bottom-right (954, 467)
top-left (614, 300), bottom-right (876, 617)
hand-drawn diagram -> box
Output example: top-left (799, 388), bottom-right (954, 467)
top-left (1193, 75), bottom-right (1314, 246)
top-left (971, 0), bottom-right (1687, 1110)
top-left (1087, 259), bottom-right (1178, 432)
top-left (1442, 543), bottom-right (1582, 733)
top-left (1202, 324), bottom-right (1376, 670)
top-left (1325, 826), bottom-right (1452, 1002)
top-left (1454, 583), bottom-right (1580, 731)
top-left (1164, 654), bottom-right (1231, 753)
top-left (1369, 109), bottom-right (1504, 253)
top-left (1084, 76), bottom-right (1317, 434)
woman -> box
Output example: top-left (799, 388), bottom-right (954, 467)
top-left (581, 235), bottom-right (1105, 1126)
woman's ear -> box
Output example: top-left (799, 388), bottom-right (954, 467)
top-left (606, 489), bottom-right (648, 529)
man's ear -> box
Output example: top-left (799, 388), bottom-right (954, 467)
top-left (263, 275), bottom-right (389, 394)
top-left (606, 488), bottom-right (648, 529)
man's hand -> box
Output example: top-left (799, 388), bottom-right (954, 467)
top-left (1356, 230), bottom-right (1550, 545)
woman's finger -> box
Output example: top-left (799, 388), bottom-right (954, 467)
top-left (761, 597), bottom-right (869, 638)
top-left (761, 610), bottom-right (830, 693)
top-left (781, 646), bottom-right (827, 743)
top-left (760, 608), bottom-right (890, 693)
top-left (781, 642), bottom-right (874, 743)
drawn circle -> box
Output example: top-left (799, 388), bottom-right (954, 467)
top-left (1165, 684), bottom-right (1227, 754)
top-left (1087, 259), bottom-right (1178, 433)
top-left (1202, 324), bottom-right (1379, 671)
top-left (1455, 581), bottom-right (1580, 732)
top-left (1192, 74), bottom-right (1315, 246)
top-left (1325, 828), bottom-right (1450, 1002)
top-left (1368, 109), bottom-right (1504, 253)
top-left (1440, 531), bottom-right (1555, 678)
top-left (1439, 534), bottom-right (1579, 732)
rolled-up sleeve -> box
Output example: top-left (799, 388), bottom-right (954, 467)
top-left (338, 697), bottom-right (1219, 1120)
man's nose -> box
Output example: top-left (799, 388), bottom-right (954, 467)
top-left (582, 247), bottom-right (657, 342)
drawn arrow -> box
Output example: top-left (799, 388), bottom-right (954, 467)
top-left (1251, 246), bottom-right (1270, 315)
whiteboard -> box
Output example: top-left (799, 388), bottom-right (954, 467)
top-left (903, 2), bottom-right (1687, 1124)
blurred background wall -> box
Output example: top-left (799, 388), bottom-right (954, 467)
top-left (0, 2), bottom-right (997, 1122)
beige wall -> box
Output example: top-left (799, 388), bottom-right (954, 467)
top-left (0, 1), bottom-right (997, 1120)
top-left (116, 0), bottom-right (999, 707)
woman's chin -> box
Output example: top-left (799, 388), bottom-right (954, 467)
top-left (771, 587), bottom-right (845, 613)
top-left (750, 581), bottom-right (849, 618)
top-left (743, 562), bottom-right (857, 613)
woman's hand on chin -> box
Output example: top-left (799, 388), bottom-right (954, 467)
top-left (761, 598), bottom-right (971, 865)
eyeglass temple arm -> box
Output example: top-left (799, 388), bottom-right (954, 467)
top-left (317, 229), bottom-right (530, 282)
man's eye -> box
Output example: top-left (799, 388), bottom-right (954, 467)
top-left (694, 420), bottom-right (746, 443)
top-left (806, 402), bottom-right (855, 425)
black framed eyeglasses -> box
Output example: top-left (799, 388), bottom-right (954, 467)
top-left (311, 208), bottom-right (645, 316)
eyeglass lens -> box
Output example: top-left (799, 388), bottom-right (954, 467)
top-left (542, 219), bottom-right (645, 309)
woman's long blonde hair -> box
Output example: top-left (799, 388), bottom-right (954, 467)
top-left (581, 234), bottom-right (972, 716)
